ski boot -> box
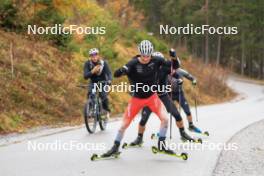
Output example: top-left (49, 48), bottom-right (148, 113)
top-left (91, 142), bottom-right (121, 161)
top-left (101, 142), bottom-right (120, 157)
top-left (189, 124), bottom-right (209, 136)
top-left (180, 130), bottom-right (202, 143)
top-left (122, 135), bottom-right (143, 149)
top-left (157, 137), bottom-right (175, 154)
top-left (130, 135), bottom-right (143, 146)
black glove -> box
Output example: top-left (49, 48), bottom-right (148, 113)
top-left (169, 48), bottom-right (176, 58)
top-left (114, 67), bottom-right (127, 77)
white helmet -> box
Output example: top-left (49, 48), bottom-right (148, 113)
top-left (138, 40), bottom-right (154, 56)
top-left (89, 48), bottom-right (99, 55)
top-left (152, 51), bottom-right (164, 58)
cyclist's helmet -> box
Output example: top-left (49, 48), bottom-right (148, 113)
top-left (89, 48), bottom-right (99, 56)
top-left (138, 40), bottom-right (154, 56)
top-left (152, 51), bottom-right (164, 58)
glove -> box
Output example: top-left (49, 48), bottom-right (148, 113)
top-left (192, 79), bottom-right (197, 86)
top-left (169, 48), bottom-right (176, 58)
top-left (91, 65), bottom-right (101, 74)
top-left (114, 67), bottom-right (127, 77)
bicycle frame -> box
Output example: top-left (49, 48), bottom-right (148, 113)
top-left (88, 83), bottom-right (103, 121)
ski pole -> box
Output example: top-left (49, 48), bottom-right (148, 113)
top-left (168, 65), bottom-right (175, 140)
top-left (178, 84), bottom-right (181, 114)
top-left (193, 85), bottom-right (198, 122)
top-left (169, 108), bottom-right (172, 139)
top-left (170, 82), bottom-right (172, 139)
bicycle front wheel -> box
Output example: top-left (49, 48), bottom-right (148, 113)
top-left (84, 102), bottom-right (97, 134)
top-left (99, 116), bottom-right (108, 131)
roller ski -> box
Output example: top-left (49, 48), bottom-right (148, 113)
top-left (122, 136), bottom-right (143, 149)
top-left (151, 146), bottom-right (188, 160)
top-left (91, 143), bottom-right (121, 161)
top-left (188, 124), bottom-right (209, 136)
top-left (151, 138), bottom-right (188, 160)
top-left (151, 132), bottom-right (202, 144)
top-left (180, 130), bottom-right (202, 143)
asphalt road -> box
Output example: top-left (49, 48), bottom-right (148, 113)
top-left (1, 76), bottom-right (263, 176)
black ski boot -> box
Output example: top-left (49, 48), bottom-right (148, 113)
top-left (188, 124), bottom-right (202, 133)
top-left (130, 135), bottom-right (143, 146)
top-left (158, 137), bottom-right (175, 154)
top-left (180, 130), bottom-right (195, 142)
top-left (101, 142), bottom-right (120, 157)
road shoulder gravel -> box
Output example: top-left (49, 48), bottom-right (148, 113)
top-left (213, 119), bottom-right (264, 176)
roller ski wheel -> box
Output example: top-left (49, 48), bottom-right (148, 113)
top-left (151, 146), bottom-right (188, 160)
top-left (181, 137), bottom-right (202, 144)
top-left (152, 146), bottom-right (158, 154)
top-left (204, 131), bottom-right (210, 136)
top-left (197, 138), bottom-right (203, 144)
top-left (151, 133), bottom-right (158, 140)
top-left (91, 154), bottom-right (98, 161)
top-left (190, 130), bottom-right (210, 137)
top-left (181, 153), bottom-right (188, 160)
top-left (90, 152), bottom-right (121, 161)
top-left (122, 142), bottom-right (143, 149)
top-left (122, 143), bottom-right (128, 149)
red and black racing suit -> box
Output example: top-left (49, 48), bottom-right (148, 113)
top-left (113, 55), bottom-right (179, 144)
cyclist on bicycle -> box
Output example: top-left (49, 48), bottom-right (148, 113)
top-left (83, 48), bottom-right (112, 119)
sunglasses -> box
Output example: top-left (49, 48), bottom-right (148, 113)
top-left (142, 55), bottom-right (151, 58)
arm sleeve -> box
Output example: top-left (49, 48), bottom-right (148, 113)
top-left (176, 68), bottom-right (195, 81)
top-left (161, 64), bottom-right (172, 74)
top-left (83, 61), bottom-right (93, 80)
top-left (114, 58), bottom-right (136, 77)
top-left (104, 61), bottom-right (112, 81)
top-left (170, 57), bottom-right (180, 69)
top-left (157, 56), bottom-right (180, 70)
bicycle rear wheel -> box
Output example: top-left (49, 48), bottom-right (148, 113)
top-left (84, 101), bottom-right (97, 133)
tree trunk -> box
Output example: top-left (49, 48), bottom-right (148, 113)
top-left (9, 41), bottom-right (14, 78)
top-left (216, 35), bottom-right (221, 65)
top-left (216, 0), bottom-right (223, 66)
top-left (184, 36), bottom-right (187, 49)
top-left (205, 0), bottom-right (209, 64)
top-left (259, 55), bottom-right (264, 79)
top-left (241, 30), bottom-right (245, 75)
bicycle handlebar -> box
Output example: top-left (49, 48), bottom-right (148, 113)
top-left (77, 81), bottom-right (110, 88)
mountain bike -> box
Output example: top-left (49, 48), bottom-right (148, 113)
top-left (78, 81), bottom-right (108, 134)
